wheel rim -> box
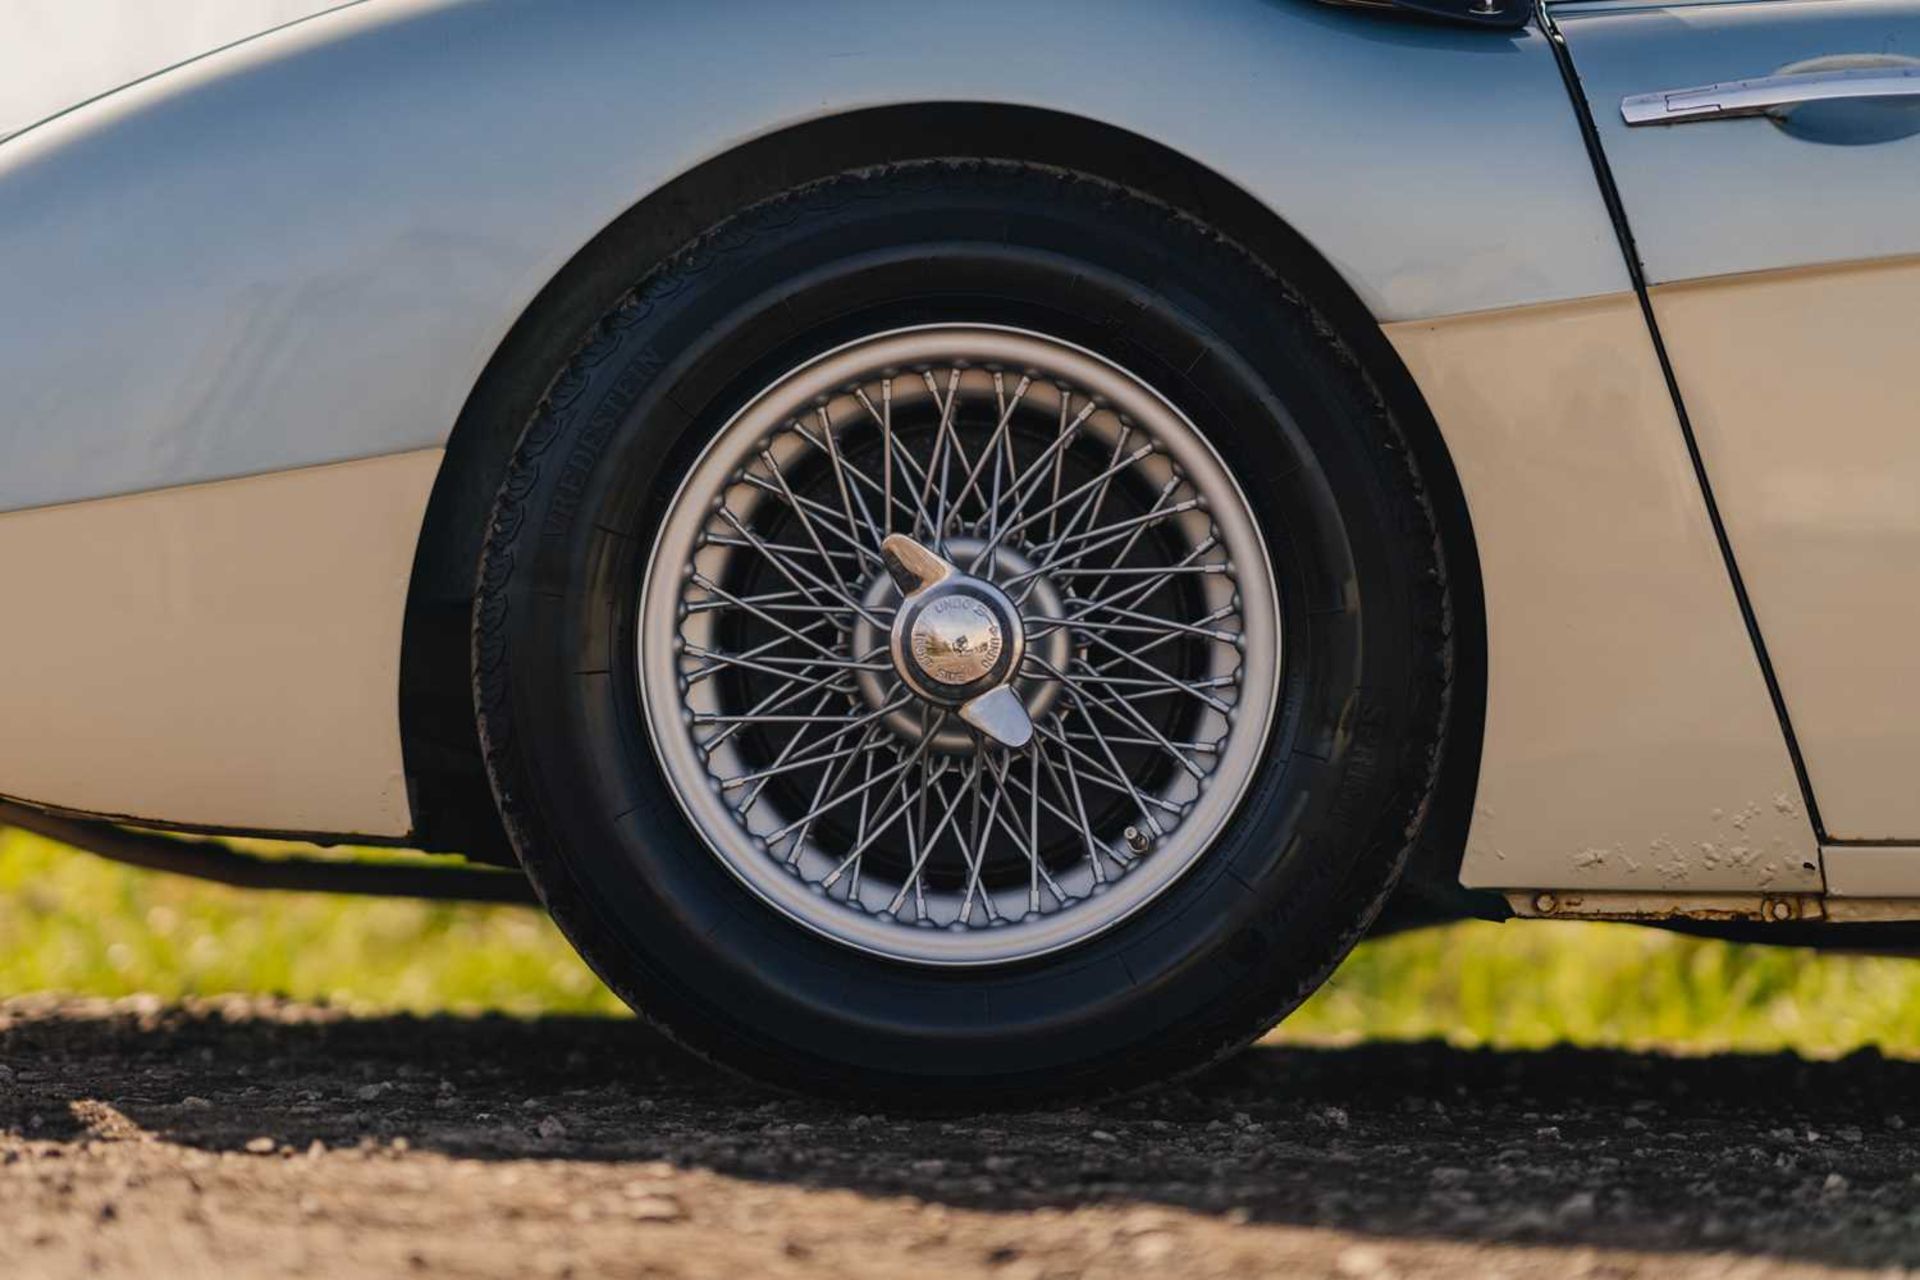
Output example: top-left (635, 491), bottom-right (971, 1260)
top-left (638, 325), bottom-right (1282, 966)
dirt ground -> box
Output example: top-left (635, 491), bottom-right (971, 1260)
top-left (0, 997), bottom-right (1915, 1279)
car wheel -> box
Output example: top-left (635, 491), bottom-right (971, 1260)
top-left (473, 161), bottom-right (1452, 1103)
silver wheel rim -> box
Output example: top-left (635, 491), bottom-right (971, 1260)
top-left (638, 325), bottom-right (1281, 966)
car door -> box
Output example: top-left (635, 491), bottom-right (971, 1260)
top-left (1555, 0), bottom-right (1920, 847)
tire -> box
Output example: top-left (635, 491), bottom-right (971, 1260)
top-left (474, 161), bottom-right (1451, 1104)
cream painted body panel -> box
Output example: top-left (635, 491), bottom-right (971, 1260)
top-left (1823, 846), bottom-right (1920, 898)
top-left (1650, 260), bottom-right (1920, 841)
top-left (0, 450), bottom-right (440, 836)
top-left (1385, 296), bottom-right (1821, 893)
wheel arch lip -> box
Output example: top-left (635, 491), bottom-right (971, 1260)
top-left (398, 94), bottom-right (1491, 885)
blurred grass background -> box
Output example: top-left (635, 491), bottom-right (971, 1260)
top-left (5, 824), bottom-right (1920, 1056)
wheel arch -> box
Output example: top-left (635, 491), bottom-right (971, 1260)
top-left (397, 102), bottom-right (1489, 914)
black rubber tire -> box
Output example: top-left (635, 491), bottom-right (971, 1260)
top-left (474, 161), bottom-right (1452, 1105)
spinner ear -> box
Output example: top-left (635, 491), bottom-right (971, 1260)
top-left (879, 532), bottom-right (954, 597)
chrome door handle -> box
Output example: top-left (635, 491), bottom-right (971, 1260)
top-left (1622, 65), bottom-right (1920, 126)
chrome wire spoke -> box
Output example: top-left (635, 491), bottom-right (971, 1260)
top-left (735, 470), bottom-right (890, 570)
top-left (1067, 628), bottom-right (1235, 716)
top-left (682, 628), bottom-right (842, 685)
top-left (983, 435), bottom-right (1156, 561)
top-left (721, 693), bottom-right (914, 797)
top-left (917, 368), bottom-right (968, 545)
top-left (714, 506), bottom-right (888, 627)
top-left (814, 405), bottom-right (885, 551)
top-left (1059, 533), bottom-right (1222, 617)
top-left (641, 325), bottom-right (1280, 965)
top-left (1025, 491), bottom-right (1198, 579)
top-left (851, 381), bottom-right (942, 543)
top-left (1006, 477), bottom-right (1181, 602)
top-left (1036, 728), bottom-right (1108, 883)
top-left (689, 572), bottom-right (857, 664)
top-left (964, 398), bottom-right (1099, 573)
top-left (789, 418), bottom-right (924, 544)
top-left (732, 683), bottom-right (859, 814)
top-left (1033, 690), bottom-right (1204, 801)
top-left (949, 371), bottom-right (1032, 535)
top-left (1041, 415), bottom-right (1132, 557)
top-left (684, 645), bottom-right (889, 679)
top-left (785, 716), bottom-right (892, 865)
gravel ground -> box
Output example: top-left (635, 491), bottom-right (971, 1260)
top-left (0, 997), bottom-right (1915, 1279)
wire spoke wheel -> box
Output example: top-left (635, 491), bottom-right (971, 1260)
top-left (481, 163), bottom-right (1452, 1097)
top-left (639, 325), bottom-right (1282, 965)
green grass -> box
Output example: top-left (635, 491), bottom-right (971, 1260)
top-left (0, 828), bottom-right (622, 1018)
top-left (6, 826), bottom-right (1920, 1056)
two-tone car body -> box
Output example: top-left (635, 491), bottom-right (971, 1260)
top-left (3, 0), bottom-right (1918, 1097)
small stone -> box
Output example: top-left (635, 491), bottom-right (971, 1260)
top-left (1088, 1130), bottom-right (1119, 1144)
top-left (626, 1193), bottom-right (684, 1222)
top-left (354, 1082), bottom-right (392, 1102)
top-left (1117, 1209), bottom-right (1172, 1237)
top-left (1335, 1244), bottom-right (1392, 1278)
top-left (1823, 1172), bottom-right (1849, 1196)
top-left (243, 1137), bottom-right (276, 1155)
top-left (1128, 1232), bottom-right (1176, 1264)
top-left (1554, 1191), bottom-right (1596, 1223)
top-left (536, 1116), bottom-right (567, 1141)
top-left (180, 1096), bottom-right (212, 1110)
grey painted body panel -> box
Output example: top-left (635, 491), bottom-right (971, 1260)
top-left (0, 1), bottom-right (355, 143)
top-left (1559, 0), bottom-right (1920, 284)
top-left (0, 0), bottom-right (1627, 514)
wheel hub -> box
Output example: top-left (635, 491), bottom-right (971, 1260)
top-left (851, 536), bottom-right (1068, 754)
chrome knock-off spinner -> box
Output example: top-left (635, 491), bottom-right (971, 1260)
top-left (881, 533), bottom-right (1031, 747)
